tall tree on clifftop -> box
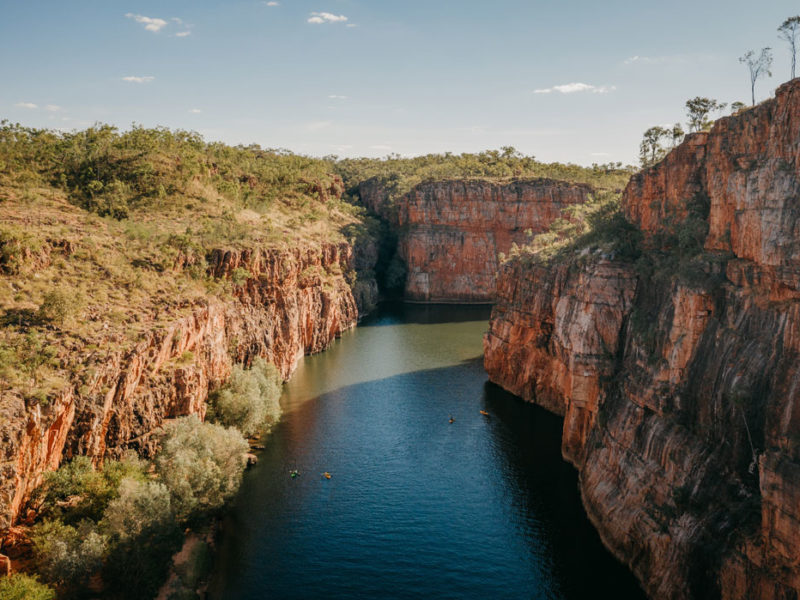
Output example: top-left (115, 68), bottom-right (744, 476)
top-left (739, 48), bottom-right (773, 106)
top-left (778, 16), bottom-right (800, 79)
top-left (639, 126), bottom-right (669, 167)
top-left (685, 97), bottom-right (727, 132)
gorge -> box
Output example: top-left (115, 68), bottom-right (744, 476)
top-left (2, 78), bottom-right (800, 599)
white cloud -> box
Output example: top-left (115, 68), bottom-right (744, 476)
top-left (265, 1), bottom-right (280, 5)
top-left (370, 144), bottom-right (392, 151)
top-left (346, 23), bottom-right (357, 28)
top-left (15, 102), bottom-right (37, 109)
top-left (624, 55), bottom-right (670, 66)
top-left (328, 94), bottom-right (348, 100)
top-left (122, 75), bottom-right (155, 83)
top-left (175, 31), bottom-right (191, 37)
top-left (533, 82), bottom-right (616, 95)
top-left (125, 13), bottom-right (168, 32)
top-left (308, 12), bottom-right (348, 24)
top-left (45, 104), bottom-right (62, 112)
top-left (189, 108), bottom-right (202, 114)
top-left (591, 152), bottom-right (611, 157)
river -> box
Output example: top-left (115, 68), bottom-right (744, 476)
top-left (209, 303), bottom-right (645, 599)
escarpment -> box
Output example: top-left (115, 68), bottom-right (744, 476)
top-left (0, 242), bottom-right (365, 537)
top-left (359, 178), bottom-right (592, 302)
top-left (485, 78), bottom-right (800, 599)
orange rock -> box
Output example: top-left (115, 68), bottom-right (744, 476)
top-left (1, 242), bottom-right (362, 532)
top-left (362, 178), bottom-right (592, 302)
top-left (488, 78), bottom-right (800, 599)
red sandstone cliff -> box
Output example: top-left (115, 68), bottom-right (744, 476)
top-left (485, 79), bottom-right (800, 599)
top-left (360, 178), bottom-right (592, 302)
top-left (0, 242), bottom-right (360, 536)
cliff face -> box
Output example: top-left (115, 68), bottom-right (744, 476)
top-left (360, 179), bottom-right (592, 302)
top-left (0, 243), bottom-right (360, 534)
top-left (485, 79), bottom-right (800, 599)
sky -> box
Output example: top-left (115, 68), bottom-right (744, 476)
top-left (2, 0), bottom-right (799, 165)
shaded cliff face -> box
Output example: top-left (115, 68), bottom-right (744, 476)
top-left (485, 79), bottom-right (800, 599)
top-left (0, 243), bottom-right (360, 533)
top-left (360, 179), bottom-right (592, 302)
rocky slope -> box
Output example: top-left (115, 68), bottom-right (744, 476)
top-left (485, 79), bottom-right (800, 599)
top-left (360, 178), bottom-right (592, 302)
top-left (0, 241), bottom-right (362, 539)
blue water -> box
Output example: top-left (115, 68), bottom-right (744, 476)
top-left (209, 303), bottom-right (645, 599)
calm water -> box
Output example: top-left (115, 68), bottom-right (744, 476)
top-left (209, 303), bottom-right (645, 600)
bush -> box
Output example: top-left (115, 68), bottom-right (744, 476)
top-left (30, 519), bottom-right (108, 589)
top-left (101, 478), bottom-right (175, 541)
top-left (208, 358), bottom-right (282, 437)
top-left (0, 573), bottom-right (56, 600)
top-left (155, 415), bottom-right (249, 520)
top-left (38, 454), bottom-right (148, 524)
top-left (37, 289), bottom-right (76, 325)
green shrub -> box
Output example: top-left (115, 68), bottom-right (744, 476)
top-left (208, 358), bottom-right (282, 437)
top-left (0, 573), bottom-right (56, 600)
top-left (38, 454), bottom-right (148, 524)
top-left (30, 519), bottom-right (108, 589)
top-left (36, 289), bottom-right (75, 325)
top-left (231, 267), bottom-right (251, 286)
top-left (155, 415), bottom-right (249, 520)
top-left (101, 478), bottom-right (175, 541)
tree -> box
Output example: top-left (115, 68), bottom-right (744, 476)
top-left (778, 16), bottom-right (800, 79)
top-left (731, 101), bottom-right (747, 114)
top-left (670, 123), bottom-right (685, 147)
top-left (100, 478), bottom-right (182, 600)
top-left (686, 97), bottom-right (727, 132)
top-left (30, 519), bottom-right (108, 590)
top-left (739, 48), bottom-right (773, 106)
top-left (154, 415), bottom-right (248, 520)
top-left (208, 358), bottom-right (282, 437)
top-left (639, 126), bottom-right (669, 167)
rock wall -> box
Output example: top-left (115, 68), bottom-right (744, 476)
top-left (360, 178), bottom-right (592, 302)
top-left (485, 79), bottom-right (800, 599)
top-left (0, 242), bottom-right (360, 534)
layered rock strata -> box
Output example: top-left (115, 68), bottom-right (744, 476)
top-left (485, 79), bottom-right (800, 599)
top-left (0, 243), bottom-right (360, 535)
top-left (360, 178), bottom-right (592, 302)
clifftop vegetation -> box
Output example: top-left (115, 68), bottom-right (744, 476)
top-left (337, 147), bottom-right (635, 206)
top-left (0, 125), bottom-right (367, 408)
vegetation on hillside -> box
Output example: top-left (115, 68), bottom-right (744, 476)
top-left (502, 192), bottom-right (642, 267)
top-left (336, 147), bottom-right (635, 210)
top-left (0, 122), bottom-right (374, 407)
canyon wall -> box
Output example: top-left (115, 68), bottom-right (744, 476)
top-left (485, 79), bottom-right (800, 599)
top-left (0, 242), bottom-right (363, 535)
top-left (360, 178), bottom-right (592, 302)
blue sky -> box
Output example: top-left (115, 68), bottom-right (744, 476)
top-left (2, 0), bottom-right (799, 164)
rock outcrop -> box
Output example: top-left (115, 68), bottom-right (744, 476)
top-left (0, 242), bottom-right (360, 534)
top-left (360, 178), bottom-right (592, 302)
top-left (485, 79), bottom-right (800, 599)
